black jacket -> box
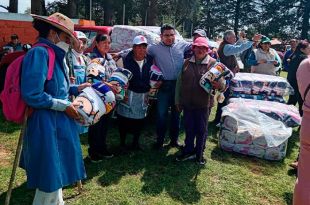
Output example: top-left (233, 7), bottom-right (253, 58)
top-left (124, 51), bottom-right (153, 93)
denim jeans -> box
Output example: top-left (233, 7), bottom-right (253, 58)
top-left (156, 80), bottom-right (180, 145)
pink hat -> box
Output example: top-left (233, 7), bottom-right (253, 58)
top-left (192, 37), bottom-right (209, 48)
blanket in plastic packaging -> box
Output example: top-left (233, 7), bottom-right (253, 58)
top-left (228, 98), bottom-right (301, 127)
top-left (110, 25), bottom-right (185, 52)
top-left (230, 73), bottom-right (294, 97)
top-left (219, 101), bottom-right (292, 160)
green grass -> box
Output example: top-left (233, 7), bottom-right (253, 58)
top-left (0, 72), bottom-right (299, 205)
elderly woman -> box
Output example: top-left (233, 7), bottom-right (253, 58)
top-left (87, 34), bottom-right (117, 162)
top-left (293, 58), bottom-right (310, 205)
top-left (248, 36), bottom-right (282, 76)
top-left (116, 35), bottom-right (153, 151)
top-left (20, 13), bottom-right (87, 204)
top-left (175, 37), bottom-right (223, 165)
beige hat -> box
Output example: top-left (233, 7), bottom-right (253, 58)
top-left (31, 12), bottom-right (78, 42)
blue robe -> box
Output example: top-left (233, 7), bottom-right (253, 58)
top-left (20, 38), bottom-right (86, 192)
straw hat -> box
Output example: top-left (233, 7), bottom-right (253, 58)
top-left (31, 12), bottom-right (78, 42)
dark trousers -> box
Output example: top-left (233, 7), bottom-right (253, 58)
top-left (182, 107), bottom-right (210, 159)
top-left (117, 114), bottom-right (144, 146)
top-left (88, 114), bottom-right (110, 156)
top-left (288, 89), bottom-right (304, 116)
top-left (214, 88), bottom-right (230, 124)
top-left (156, 80), bottom-right (180, 145)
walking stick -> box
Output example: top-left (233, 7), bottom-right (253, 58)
top-left (77, 180), bottom-right (83, 194)
top-left (5, 110), bottom-right (28, 205)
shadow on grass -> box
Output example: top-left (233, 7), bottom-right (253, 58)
top-left (0, 110), bottom-right (21, 134)
top-left (82, 116), bottom-right (202, 204)
top-left (86, 144), bottom-right (203, 204)
top-left (286, 129), bottom-right (300, 159)
top-left (283, 192), bottom-right (293, 205)
top-left (0, 182), bottom-right (34, 205)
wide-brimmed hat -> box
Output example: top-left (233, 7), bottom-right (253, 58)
top-left (192, 37), bottom-right (209, 48)
top-left (31, 12), bottom-right (78, 42)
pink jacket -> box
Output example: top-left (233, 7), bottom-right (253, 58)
top-left (297, 58), bottom-right (310, 114)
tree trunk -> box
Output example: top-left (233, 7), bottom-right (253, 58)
top-left (9, 0), bottom-right (18, 13)
top-left (233, 0), bottom-right (241, 35)
top-left (31, 0), bottom-right (43, 15)
top-left (104, 0), bottom-right (114, 25)
top-left (67, 0), bottom-right (77, 18)
top-left (301, 0), bottom-right (310, 39)
top-left (147, 0), bottom-right (157, 26)
top-left (41, 0), bottom-right (47, 16)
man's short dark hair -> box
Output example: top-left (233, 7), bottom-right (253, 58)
top-left (160, 24), bottom-right (175, 34)
top-left (11, 34), bottom-right (18, 40)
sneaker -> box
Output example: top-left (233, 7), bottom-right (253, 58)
top-left (196, 157), bottom-right (206, 165)
top-left (101, 150), bottom-right (114, 158)
top-left (176, 153), bottom-right (196, 162)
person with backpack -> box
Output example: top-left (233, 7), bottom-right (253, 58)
top-left (293, 58), bottom-right (310, 205)
top-left (19, 13), bottom-right (88, 204)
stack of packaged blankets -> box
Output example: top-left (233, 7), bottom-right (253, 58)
top-left (219, 98), bottom-right (301, 160)
top-left (219, 73), bottom-right (301, 160)
top-left (110, 25), bottom-right (185, 52)
top-left (229, 73), bottom-right (294, 103)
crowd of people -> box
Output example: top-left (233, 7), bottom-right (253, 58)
top-left (1, 12), bottom-right (309, 205)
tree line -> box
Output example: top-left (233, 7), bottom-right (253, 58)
top-left (1, 0), bottom-right (309, 40)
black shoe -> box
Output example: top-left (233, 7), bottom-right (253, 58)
top-left (88, 154), bottom-right (103, 163)
top-left (168, 141), bottom-right (182, 148)
top-left (101, 150), bottom-right (114, 158)
top-left (196, 157), bottom-right (206, 165)
top-left (152, 142), bottom-right (163, 150)
top-left (176, 153), bottom-right (196, 162)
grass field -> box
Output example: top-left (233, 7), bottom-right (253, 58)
top-left (0, 73), bottom-right (299, 205)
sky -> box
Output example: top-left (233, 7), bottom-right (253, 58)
top-left (0, 0), bottom-right (53, 13)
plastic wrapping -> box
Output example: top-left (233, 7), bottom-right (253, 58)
top-left (219, 101), bottom-right (292, 160)
top-left (230, 73), bottom-right (294, 97)
top-left (110, 25), bottom-right (185, 52)
top-left (231, 93), bottom-right (285, 103)
top-left (149, 65), bottom-right (163, 99)
top-left (199, 62), bottom-right (233, 94)
top-left (228, 98), bottom-right (301, 127)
